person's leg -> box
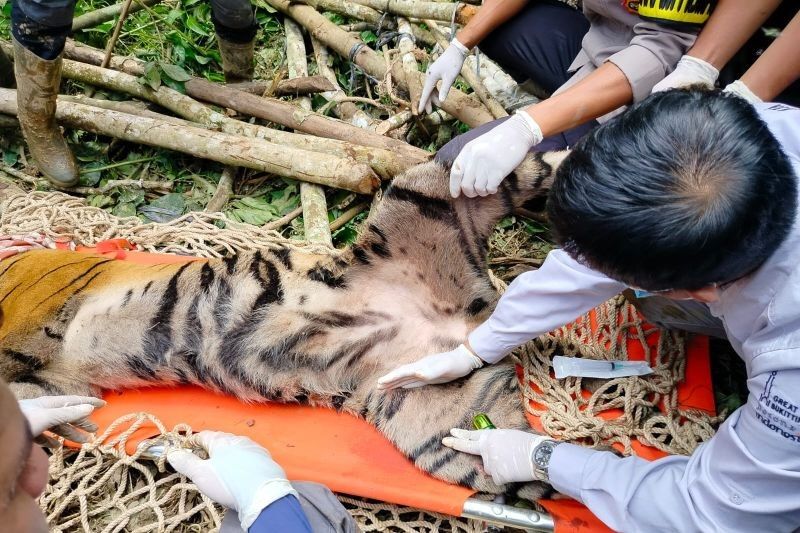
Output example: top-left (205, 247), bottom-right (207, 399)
top-left (478, 0), bottom-right (589, 94)
top-left (11, 0), bottom-right (79, 187)
top-left (209, 0), bottom-right (258, 82)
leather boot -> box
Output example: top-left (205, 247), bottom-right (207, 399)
top-left (217, 36), bottom-right (255, 83)
top-left (12, 38), bottom-right (78, 187)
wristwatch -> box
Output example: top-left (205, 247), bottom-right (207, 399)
top-left (531, 439), bottom-right (561, 482)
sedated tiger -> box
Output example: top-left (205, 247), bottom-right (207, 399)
top-left (0, 151), bottom-right (567, 501)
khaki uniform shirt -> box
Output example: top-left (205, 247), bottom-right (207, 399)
top-left (555, 0), bottom-right (700, 121)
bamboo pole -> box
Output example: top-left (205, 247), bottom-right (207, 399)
top-left (426, 20), bottom-right (508, 119)
top-left (286, 19), bottom-right (333, 247)
top-left (0, 89), bottom-right (379, 193)
top-left (348, 0), bottom-right (478, 25)
top-left (71, 0), bottom-right (161, 32)
top-left (264, 0), bottom-right (494, 127)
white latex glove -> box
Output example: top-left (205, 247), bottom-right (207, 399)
top-left (652, 55), bottom-right (719, 92)
top-left (19, 395), bottom-right (105, 443)
top-left (442, 428), bottom-right (553, 485)
top-left (723, 79), bottom-right (763, 104)
top-left (419, 38), bottom-right (469, 114)
top-left (450, 111), bottom-right (543, 198)
top-left (167, 431), bottom-right (297, 529)
top-left (376, 344), bottom-right (483, 390)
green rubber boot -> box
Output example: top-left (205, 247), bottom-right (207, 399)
top-left (217, 36), bottom-right (255, 83)
top-left (12, 38), bottom-right (78, 187)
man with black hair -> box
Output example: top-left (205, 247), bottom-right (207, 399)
top-left (379, 90), bottom-right (800, 531)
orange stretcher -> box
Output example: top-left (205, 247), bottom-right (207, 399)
top-left (71, 241), bottom-right (715, 532)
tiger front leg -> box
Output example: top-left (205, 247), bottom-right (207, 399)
top-left (361, 363), bottom-right (552, 501)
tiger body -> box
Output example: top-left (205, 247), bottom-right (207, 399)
top-left (0, 153), bottom-right (566, 499)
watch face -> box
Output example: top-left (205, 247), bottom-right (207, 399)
top-left (534, 443), bottom-right (553, 468)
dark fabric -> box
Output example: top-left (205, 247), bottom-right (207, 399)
top-left (12, 0), bottom-right (75, 28)
top-left (434, 116), bottom-right (598, 166)
top-left (11, 1), bottom-right (72, 59)
top-left (478, 0), bottom-right (589, 93)
top-left (210, 0), bottom-right (257, 44)
top-left (249, 495), bottom-right (312, 533)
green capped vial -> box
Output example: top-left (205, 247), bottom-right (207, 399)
top-left (472, 413), bottom-right (497, 430)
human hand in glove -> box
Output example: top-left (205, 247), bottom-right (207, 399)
top-left (723, 80), bottom-right (762, 103)
top-left (652, 55), bottom-right (719, 92)
top-left (167, 431), bottom-right (298, 529)
top-left (450, 111), bottom-right (543, 198)
top-left (418, 38), bottom-right (470, 114)
top-left (19, 395), bottom-right (105, 444)
top-left (442, 428), bottom-right (555, 484)
top-left (376, 344), bottom-right (484, 390)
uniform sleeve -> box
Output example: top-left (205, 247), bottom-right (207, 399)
top-left (248, 495), bottom-right (313, 533)
top-left (468, 249), bottom-right (626, 363)
top-left (606, 20), bottom-right (697, 102)
top-left (548, 367), bottom-right (800, 532)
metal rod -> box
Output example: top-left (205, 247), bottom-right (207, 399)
top-left (461, 498), bottom-right (555, 532)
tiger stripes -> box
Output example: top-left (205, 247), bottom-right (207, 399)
top-left (0, 152), bottom-right (567, 500)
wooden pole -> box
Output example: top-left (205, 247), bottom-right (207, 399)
top-left (0, 89), bottom-right (379, 193)
top-left (347, 0), bottom-right (478, 25)
top-left (264, 0), bottom-right (494, 127)
top-left (286, 18), bottom-right (333, 247)
top-left (71, 0), bottom-right (161, 32)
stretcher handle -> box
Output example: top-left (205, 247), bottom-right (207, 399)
top-left (461, 498), bottom-right (555, 531)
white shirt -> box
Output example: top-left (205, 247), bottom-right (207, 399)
top-left (469, 103), bottom-right (800, 532)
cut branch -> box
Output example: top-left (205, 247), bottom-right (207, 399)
top-left (183, 77), bottom-right (428, 161)
top-left (205, 167), bottom-right (235, 212)
top-left (426, 20), bottom-right (507, 119)
top-left (397, 17), bottom-right (422, 116)
top-left (286, 18), bottom-right (333, 247)
top-left (348, 0), bottom-right (478, 25)
top-left (264, 0), bottom-right (494, 127)
top-left (0, 89), bottom-right (379, 193)
top-left (228, 76), bottom-right (336, 96)
top-left (71, 0), bottom-right (162, 32)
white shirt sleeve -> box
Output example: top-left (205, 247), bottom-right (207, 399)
top-left (549, 366), bottom-right (800, 532)
top-left (468, 249), bottom-right (626, 363)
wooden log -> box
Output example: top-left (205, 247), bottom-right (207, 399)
top-left (44, 40), bottom-right (429, 173)
top-left (264, 0), bottom-right (494, 127)
top-left (41, 51), bottom-right (424, 176)
top-left (426, 20), bottom-right (508, 119)
top-left (397, 17), bottom-right (423, 116)
top-left (311, 39), bottom-right (379, 129)
top-left (286, 18), bottom-right (333, 247)
top-left (184, 77), bottom-right (429, 161)
top-left (205, 166), bottom-right (235, 212)
top-left (0, 89), bottom-right (379, 194)
top-left (228, 76), bottom-right (336, 96)
top-left (71, 0), bottom-right (161, 32)
top-left (348, 0), bottom-right (478, 25)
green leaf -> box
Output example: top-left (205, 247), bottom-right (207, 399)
top-left (139, 192), bottom-right (185, 222)
top-left (185, 15), bottom-right (210, 36)
top-left (159, 62), bottom-right (192, 82)
top-left (117, 187), bottom-right (146, 205)
top-left (112, 202), bottom-right (138, 218)
top-left (88, 194), bottom-right (115, 208)
top-left (2, 150), bottom-right (18, 167)
top-left (360, 30), bottom-right (377, 44)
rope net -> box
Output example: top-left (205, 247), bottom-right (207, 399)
top-left (0, 191), bottom-right (720, 531)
